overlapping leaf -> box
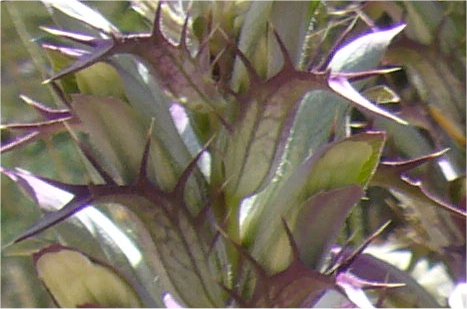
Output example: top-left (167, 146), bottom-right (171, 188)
top-left (242, 132), bottom-right (386, 272)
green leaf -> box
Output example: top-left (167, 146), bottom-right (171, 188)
top-left (41, 7), bottom-right (404, 201)
top-left (375, 118), bottom-right (434, 159)
top-left (242, 132), bottom-right (386, 272)
top-left (304, 132), bottom-right (386, 194)
top-left (130, 198), bottom-right (226, 307)
top-left (276, 90), bottom-right (349, 179)
top-left (222, 94), bottom-right (297, 200)
top-left (34, 245), bottom-right (143, 308)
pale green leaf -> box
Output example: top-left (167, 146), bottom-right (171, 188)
top-left (276, 90), bottom-right (349, 179)
top-left (34, 245), bottom-right (142, 308)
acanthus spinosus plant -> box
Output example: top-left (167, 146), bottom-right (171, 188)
top-left (2, 1), bottom-right (465, 307)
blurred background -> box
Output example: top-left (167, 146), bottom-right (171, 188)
top-left (1, 1), bottom-right (465, 307)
